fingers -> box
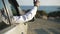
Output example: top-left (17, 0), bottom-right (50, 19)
top-left (33, 0), bottom-right (40, 4)
top-left (33, 0), bottom-right (35, 4)
top-left (34, 0), bottom-right (36, 2)
top-left (33, 0), bottom-right (40, 7)
top-left (33, 0), bottom-right (39, 2)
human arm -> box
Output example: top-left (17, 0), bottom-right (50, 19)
top-left (12, 0), bottom-right (40, 23)
top-left (13, 6), bottom-right (37, 23)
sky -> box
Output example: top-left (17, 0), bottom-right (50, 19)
top-left (0, 0), bottom-right (60, 9)
top-left (17, 0), bottom-right (60, 6)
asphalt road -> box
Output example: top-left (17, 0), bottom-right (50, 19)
top-left (27, 19), bottom-right (60, 34)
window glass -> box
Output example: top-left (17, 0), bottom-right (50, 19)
top-left (0, 0), bottom-right (4, 9)
top-left (3, 0), bottom-right (20, 16)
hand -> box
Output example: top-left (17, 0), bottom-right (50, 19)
top-left (33, 0), bottom-right (40, 7)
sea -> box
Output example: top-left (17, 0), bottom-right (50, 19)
top-left (20, 6), bottom-right (60, 13)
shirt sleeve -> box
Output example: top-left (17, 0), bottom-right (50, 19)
top-left (13, 6), bottom-right (37, 23)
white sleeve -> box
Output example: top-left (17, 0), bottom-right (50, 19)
top-left (13, 6), bottom-right (37, 23)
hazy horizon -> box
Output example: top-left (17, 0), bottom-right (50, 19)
top-left (20, 6), bottom-right (60, 13)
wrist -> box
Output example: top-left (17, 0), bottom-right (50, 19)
top-left (34, 6), bottom-right (38, 9)
top-left (34, 6), bottom-right (38, 7)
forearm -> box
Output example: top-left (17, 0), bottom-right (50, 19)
top-left (22, 6), bottom-right (38, 22)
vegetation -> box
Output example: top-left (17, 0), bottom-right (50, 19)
top-left (35, 10), bottom-right (48, 18)
top-left (48, 11), bottom-right (60, 17)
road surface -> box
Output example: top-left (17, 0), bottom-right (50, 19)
top-left (27, 19), bottom-right (60, 34)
